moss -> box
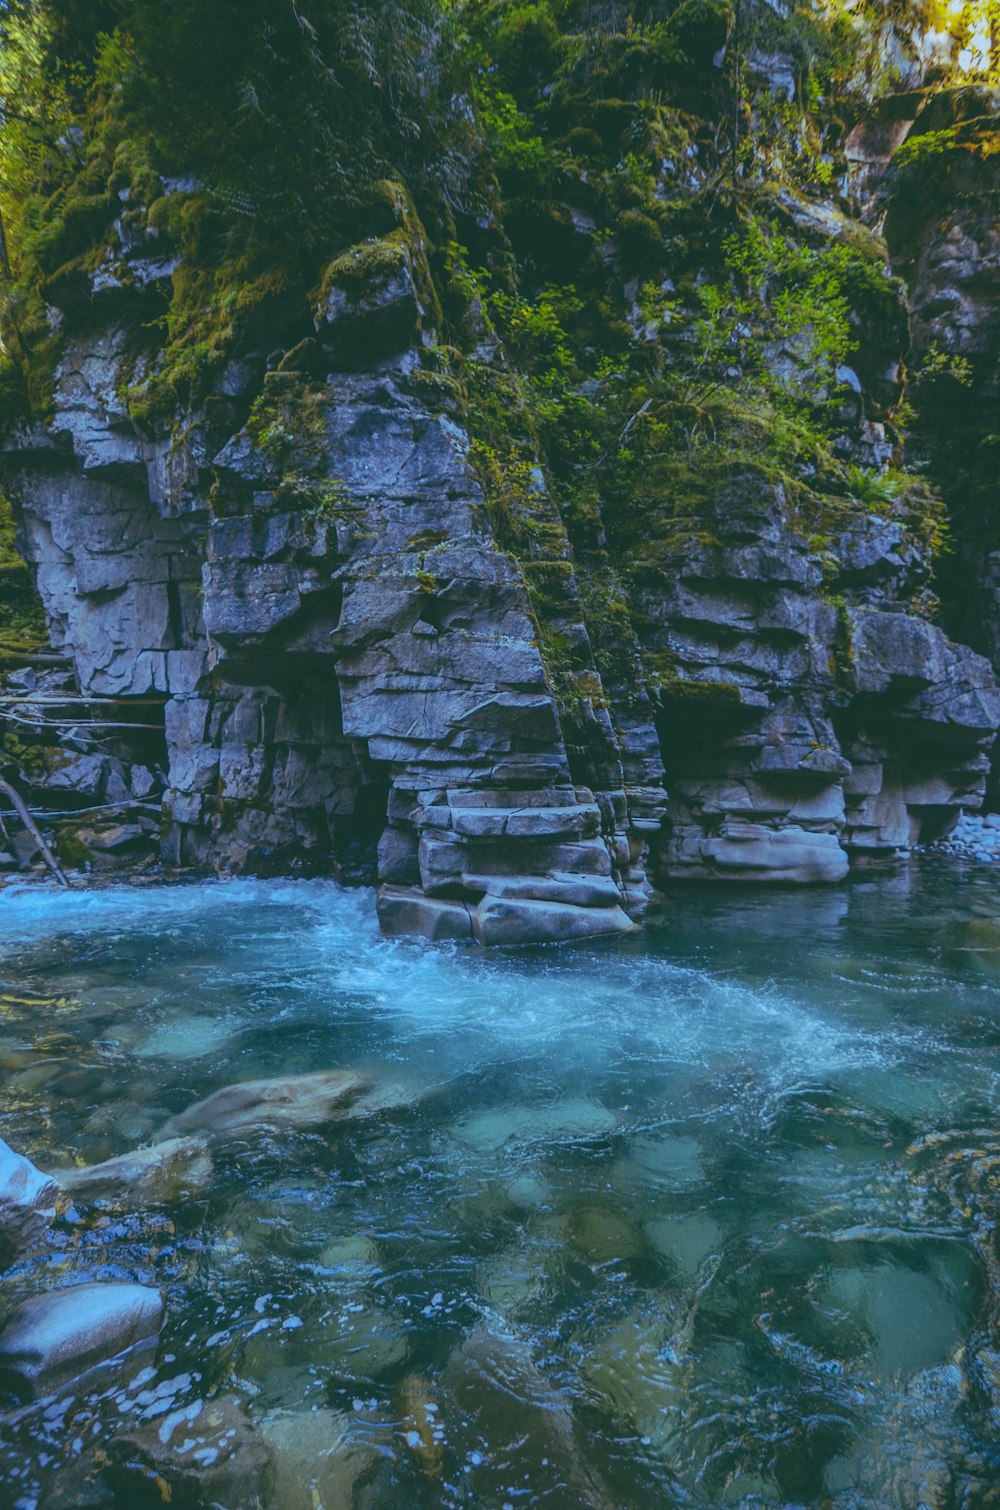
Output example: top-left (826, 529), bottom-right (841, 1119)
top-left (822, 591), bottom-right (857, 682)
top-left (55, 831), bottom-right (92, 868)
top-left (656, 676), bottom-right (742, 702)
top-left (24, 188), bottom-right (117, 276)
top-left (317, 182), bottom-right (443, 333)
top-left (321, 234), bottom-right (409, 296)
top-left (0, 495), bottom-right (46, 655)
top-left (618, 208), bottom-right (664, 254)
top-left (404, 528), bottom-right (449, 552)
top-left (521, 559), bottom-right (575, 616)
top-left (127, 227), bottom-right (299, 429)
top-left (664, 0), bottom-right (733, 69)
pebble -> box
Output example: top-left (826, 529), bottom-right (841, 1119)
top-left (924, 812), bottom-right (1000, 863)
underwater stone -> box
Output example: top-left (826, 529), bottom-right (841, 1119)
top-left (261, 1407), bottom-right (377, 1510)
top-left (56, 1136), bottom-right (213, 1207)
top-left (161, 1068), bottom-right (409, 1139)
top-left (109, 1392), bottom-right (273, 1507)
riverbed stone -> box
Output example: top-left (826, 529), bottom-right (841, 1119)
top-left (0, 1282), bottom-right (164, 1396)
top-left (261, 1406), bottom-right (378, 1509)
top-left (454, 1097), bottom-right (618, 1152)
top-left (161, 1068), bottom-right (408, 1140)
top-left (0, 1137), bottom-right (58, 1268)
top-left (108, 1392), bottom-right (273, 1508)
top-left (56, 1136), bottom-right (213, 1207)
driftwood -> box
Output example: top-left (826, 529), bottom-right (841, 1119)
top-left (0, 777), bottom-right (70, 888)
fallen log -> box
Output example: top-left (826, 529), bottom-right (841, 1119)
top-left (0, 777), bottom-right (70, 888)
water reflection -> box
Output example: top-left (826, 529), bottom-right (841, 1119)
top-left (0, 860), bottom-right (998, 1506)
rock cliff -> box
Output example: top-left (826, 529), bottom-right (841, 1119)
top-left (3, 1), bottom-right (1000, 940)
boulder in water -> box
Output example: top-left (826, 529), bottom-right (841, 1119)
top-left (108, 1392), bottom-right (273, 1508)
top-left (161, 1069), bottom-right (409, 1140)
top-left (261, 1406), bottom-right (377, 1508)
top-left (56, 1136), bottom-right (213, 1207)
top-left (0, 1137), bottom-right (58, 1270)
top-left (0, 1281), bottom-right (163, 1397)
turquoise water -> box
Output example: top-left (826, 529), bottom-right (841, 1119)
top-left (0, 863), bottom-right (998, 1507)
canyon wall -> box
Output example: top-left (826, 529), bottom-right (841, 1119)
top-left (4, 7), bottom-right (1000, 940)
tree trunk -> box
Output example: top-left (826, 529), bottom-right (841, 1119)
top-left (0, 777), bottom-right (70, 887)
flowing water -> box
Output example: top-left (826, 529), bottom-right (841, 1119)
top-left (0, 863), bottom-right (998, 1508)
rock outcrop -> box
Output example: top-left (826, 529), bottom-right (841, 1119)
top-left (868, 86), bottom-right (1000, 802)
top-left (4, 15), bottom-right (1000, 940)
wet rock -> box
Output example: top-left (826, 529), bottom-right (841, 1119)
top-left (472, 894), bottom-right (635, 945)
top-left (667, 822), bottom-right (849, 884)
top-left (261, 1406), bottom-right (377, 1508)
top-left (135, 1012), bottom-right (239, 1060)
top-left (376, 885), bottom-right (473, 941)
top-left (0, 1282), bottom-right (164, 1398)
top-left (108, 1391), bottom-right (273, 1508)
top-left (0, 1137), bottom-right (58, 1269)
top-left (161, 1068), bottom-right (407, 1140)
top-left (56, 1135), bottom-right (213, 1207)
top-left (646, 1212), bottom-right (724, 1275)
top-left (454, 1097), bottom-right (618, 1152)
top-left (441, 1319), bottom-right (616, 1508)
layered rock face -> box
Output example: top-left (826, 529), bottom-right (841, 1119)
top-left (6, 196), bottom-right (999, 937)
top-left (3, 202), bottom-right (645, 941)
top-left (636, 471), bottom-right (1000, 879)
top-left (5, 39), bottom-right (1000, 941)
top-left (870, 89), bottom-right (1000, 680)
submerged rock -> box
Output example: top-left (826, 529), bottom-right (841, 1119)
top-left (161, 1068), bottom-right (410, 1140)
top-left (0, 1137), bottom-right (58, 1270)
top-left (0, 1281), bottom-right (163, 1397)
top-left (453, 1097), bottom-right (618, 1152)
top-left (261, 1406), bottom-right (377, 1508)
top-left (441, 1319), bottom-right (617, 1507)
top-left (109, 1391), bottom-right (273, 1508)
top-left (56, 1135), bottom-right (213, 1206)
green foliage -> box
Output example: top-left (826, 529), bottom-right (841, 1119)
top-left (477, 85), bottom-right (551, 174)
top-left (604, 218), bottom-right (859, 516)
top-left (912, 339), bottom-right (974, 390)
top-left (844, 464), bottom-right (903, 509)
top-left (0, 493), bottom-right (45, 654)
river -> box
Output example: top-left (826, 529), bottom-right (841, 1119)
top-left (0, 862), bottom-right (998, 1506)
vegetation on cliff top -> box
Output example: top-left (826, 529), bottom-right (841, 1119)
top-left (0, 0), bottom-right (995, 680)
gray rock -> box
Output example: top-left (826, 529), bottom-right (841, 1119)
top-left (56, 1136), bottom-right (213, 1207)
top-left (472, 895), bottom-right (635, 945)
top-left (666, 822), bottom-right (849, 883)
top-left (377, 886), bottom-right (473, 941)
top-left (109, 1391), bottom-right (273, 1507)
top-left (261, 1406), bottom-right (377, 1510)
top-left (0, 1137), bottom-right (58, 1268)
top-left (161, 1069), bottom-right (408, 1140)
top-left (0, 1282), bottom-right (163, 1397)
top-left (463, 871), bottom-right (624, 908)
